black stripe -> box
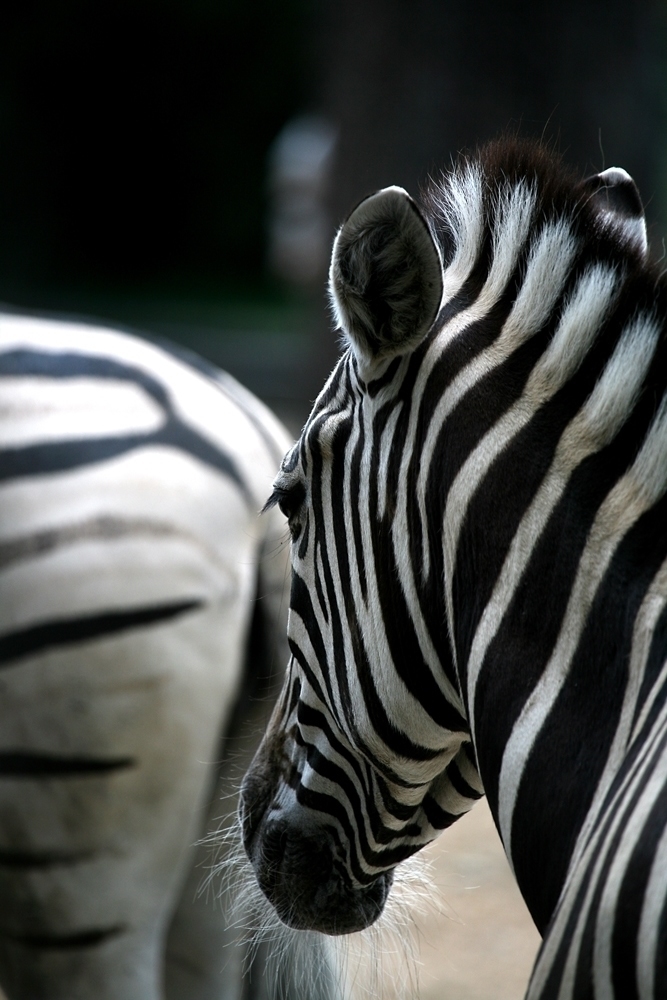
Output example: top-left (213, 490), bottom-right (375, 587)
top-left (0, 599), bottom-right (203, 665)
top-left (294, 778), bottom-right (422, 882)
top-left (447, 759), bottom-right (485, 801)
top-left (366, 356), bottom-right (402, 397)
top-left (375, 776), bottom-right (419, 823)
top-left (1, 926), bottom-right (126, 949)
top-left (508, 493), bottom-right (667, 930)
top-left (322, 405), bottom-right (448, 763)
top-left (145, 336), bottom-right (288, 467)
top-left (610, 790), bottom-right (667, 997)
top-left (296, 703), bottom-right (421, 846)
top-left (349, 405), bottom-right (368, 603)
top-left (571, 731), bottom-right (667, 995)
top-left (0, 753), bottom-right (135, 777)
top-left (0, 424), bottom-right (246, 494)
top-left (0, 516), bottom-right (180, 572)
top-left (0, 348), bottom-right (169, 404)
top-left (0, 348), bottom-right (248, 495)
top-left (421, 794), bottom-right (460, 831)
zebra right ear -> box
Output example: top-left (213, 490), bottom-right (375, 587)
top-left (579, 167), bottom-right (648, 257)
top-left (329, 186), bottom-right (443, 365)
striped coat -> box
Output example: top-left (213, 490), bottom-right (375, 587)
top-left (240, 140), bottom-right (667, 998)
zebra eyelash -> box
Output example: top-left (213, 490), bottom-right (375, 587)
top-left (262, 481), bottom-right (306, 521)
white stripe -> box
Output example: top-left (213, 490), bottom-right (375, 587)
top-left (637, 820), bottom-right (667, 999)
top-left (592, 737), bottom-right (667, 996)
top-left (0, 377), bottom-right (165, 446)
top-left (463, 308), bottom-right (656, 726)
top-left (527, 695), bottom-right (667, 999)
top-left (497, 354), bottom-right (666, 857)
top-left (566, 556), bottom-right (667, 884)
top-left (423, 218), bottom-right (576, 584)
top-left (433, 164), bottom-right (485, 307)
top-left (376, 400), bottom-right (403, 521)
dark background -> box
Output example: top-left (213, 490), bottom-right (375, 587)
top-left (1, 0), bottom-right (665, 429)
top-left (0, 0), bottom-right (312, 288)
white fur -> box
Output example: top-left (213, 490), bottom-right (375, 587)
top-left (531, 264), bottom-right (619, 393)
top-left (431, 164), bottom-right (485, 306)
top-left (600, 210), bottom-right (648, 256)
top-left (0, 377), bottom-right (164, 446)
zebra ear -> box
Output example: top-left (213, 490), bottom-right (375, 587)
top-left (580, 167), bottom-right (648, 257)
top-left (329, 186), bottom-right (443, 364)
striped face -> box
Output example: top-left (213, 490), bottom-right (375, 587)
top-left (240, 351), bottom-right (482, 934)
top-left (241, 141), bottom-right (660, 938)
top-left (240, 187), bottom-right (483, 935)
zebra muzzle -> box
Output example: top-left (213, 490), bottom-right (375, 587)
top-left (240, 770), bottom-right (393, 935)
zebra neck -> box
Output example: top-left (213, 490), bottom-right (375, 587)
top-left (434, 361), bottom-right (667, 932)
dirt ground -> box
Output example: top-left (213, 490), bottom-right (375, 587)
top-left (344, 798), bottom-right (542, 1000)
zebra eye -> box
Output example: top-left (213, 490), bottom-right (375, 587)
top-left (263, 481), bottom-right (306, 523)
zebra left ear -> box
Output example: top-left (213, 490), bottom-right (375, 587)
top-left (329, 186), bottom-right (443, 364)
top-left (579, 167), bottom-right (648, 257)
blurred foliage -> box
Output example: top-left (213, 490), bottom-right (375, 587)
top-left (0, 0), bottom-right (312, 290)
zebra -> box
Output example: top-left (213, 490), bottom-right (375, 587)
top-left (240, 138), bottom-right (667, 998)
top-left (0, 312), bottom-right (334, 1000)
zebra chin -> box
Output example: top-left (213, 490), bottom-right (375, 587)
top-left (240, 779), bottom-right (393, 935)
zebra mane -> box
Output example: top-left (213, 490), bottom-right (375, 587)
top-left (423, 138), bottom-right (652, 283)
top-left (418, 139), bottom-right (667, 421)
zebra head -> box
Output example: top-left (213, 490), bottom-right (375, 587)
top-left (241, 142), bottom-right (652, 936)
top-left (240, 181), bottom-right (483, 936)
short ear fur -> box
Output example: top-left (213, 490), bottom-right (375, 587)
top-left (329, 186), bottom-right (443, 364)
top-left (579, 166), bottom-right (648, 257)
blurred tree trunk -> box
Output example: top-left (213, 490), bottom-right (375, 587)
top-left (316, 0), bottom-right (666, 247)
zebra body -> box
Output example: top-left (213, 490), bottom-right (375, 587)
top-left (241, 141), bottom-right (667, 997)
top-left (0, 314), bottom-right (329, 1000)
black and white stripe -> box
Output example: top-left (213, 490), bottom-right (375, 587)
top-left (0, 313), bottom-right (333, 1000)
top-left (241, 139), bottom-right (667, 997)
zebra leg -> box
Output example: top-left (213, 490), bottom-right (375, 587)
top-left (165, 527), bottom-right (339, 1000)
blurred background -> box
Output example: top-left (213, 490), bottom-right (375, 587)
top-left (0, 2), bottom-right (665, 995)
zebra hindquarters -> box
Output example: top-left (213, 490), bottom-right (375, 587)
top-left (0, 444), bottom-right (260, 1000)
top-left (0, 314), bottom-right (338, 1000)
